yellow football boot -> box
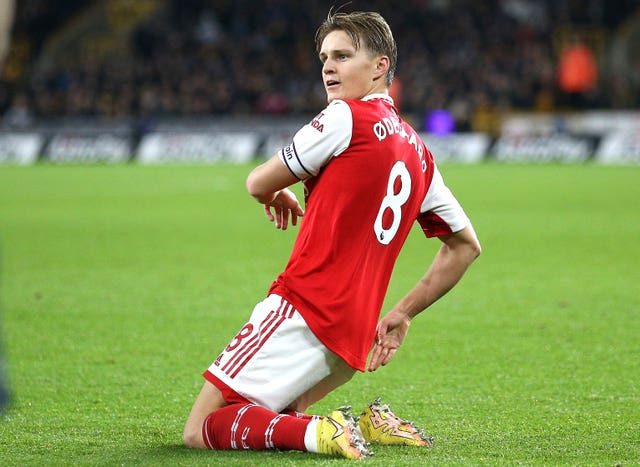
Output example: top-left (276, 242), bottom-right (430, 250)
top-left (316, 406), bottom-right (373, 459)
top-left (358, 398), bottom-right (434, 447)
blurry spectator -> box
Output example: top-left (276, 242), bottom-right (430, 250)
top-left (2, 92), bottom-right (32, 128)
top-left (256, 91), bottom-right (289, 114)
top-left (557, 38), bottom-right (599, 108)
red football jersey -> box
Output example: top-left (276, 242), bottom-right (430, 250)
top-left (270, 95), bottom-right (468, 370)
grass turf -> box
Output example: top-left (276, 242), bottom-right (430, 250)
top-left (0, 163), bottom-right (638, 465)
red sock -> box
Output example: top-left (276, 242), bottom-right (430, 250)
top-left (202, 403), bottom-right (311, 451)
top-left (280, 409), bottom-right (317, 421)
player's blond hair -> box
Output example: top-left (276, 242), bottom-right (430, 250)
top-left (315, 10), bottom-right (398, 87)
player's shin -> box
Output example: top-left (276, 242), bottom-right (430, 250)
top-left (201, 403), bottom-right (309, 451)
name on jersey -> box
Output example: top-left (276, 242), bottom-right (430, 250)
top-left (373, 116), bottom-right (427, 172)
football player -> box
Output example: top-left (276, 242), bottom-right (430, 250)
top-left (184, 9), bottom-right (481, 459)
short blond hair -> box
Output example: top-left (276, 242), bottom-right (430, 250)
top-left (315, 10), bottom-right (397, 87)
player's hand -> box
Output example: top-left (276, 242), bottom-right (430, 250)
top-left (367, 310), bottom-right (411, 372)
top-left (263, 188), bottom-right (304, 230)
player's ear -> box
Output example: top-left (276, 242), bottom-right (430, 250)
top-left (374, 56), bottom-right (389, 80)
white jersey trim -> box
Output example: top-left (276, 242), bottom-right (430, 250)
top-left (362, 93), bottom-right (394, 105)
top-left (421, 166), bottom-right (470, 233)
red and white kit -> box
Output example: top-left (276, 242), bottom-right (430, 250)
top-left (206, 94), bottom-right (469, 407)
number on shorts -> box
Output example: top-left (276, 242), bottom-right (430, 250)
top-left (225, 323), bottom-right (254, 352)
top-left (374, 161), bottom-right (411, 245)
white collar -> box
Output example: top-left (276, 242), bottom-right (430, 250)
top-left (362, 93), bottom-right (394, 105)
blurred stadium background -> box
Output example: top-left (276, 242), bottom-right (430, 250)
top-left (0, 0), bottom-right (639, 165)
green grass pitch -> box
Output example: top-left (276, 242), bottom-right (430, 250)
top-left (0, 162), bottom-right (638, 465)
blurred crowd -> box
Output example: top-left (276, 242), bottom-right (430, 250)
top-left (1, 0), bottom-right (639, 130)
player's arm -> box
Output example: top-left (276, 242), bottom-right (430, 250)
top-left (247, 100), bottom-right (350, 229)
top-left (368, 224), bottom-right (481, 371)
top-left (246, 155), bottom-right (304, 230)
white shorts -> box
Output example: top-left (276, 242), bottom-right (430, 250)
top-left (205, 294), bottom-right (355, 413)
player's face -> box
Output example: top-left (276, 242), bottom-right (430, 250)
top-left (319, 30), bottom-right (385, 102)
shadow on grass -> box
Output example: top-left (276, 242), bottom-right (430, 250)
top-left (145, 442), bottom-right (436, 466)
top-left (144, 443), bottom-right (349, 465)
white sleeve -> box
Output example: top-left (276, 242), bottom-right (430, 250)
top-left (420, 165), bottom-right (470, 234)
top-left (278, 100), bottom-right (352, 179)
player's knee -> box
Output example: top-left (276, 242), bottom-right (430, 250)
top-left (183, 423), bottom-right (206, 449)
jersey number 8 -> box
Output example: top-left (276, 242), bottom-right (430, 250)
top-left (374, 160), bottom-right (411, 245)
